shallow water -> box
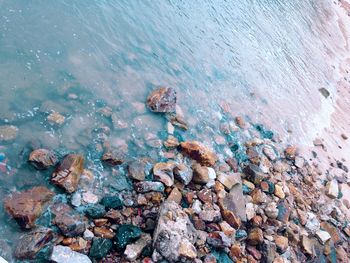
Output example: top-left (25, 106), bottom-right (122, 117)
top-left (0, 0), bottom-right (347, 260)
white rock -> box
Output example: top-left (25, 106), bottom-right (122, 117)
top-left (246, 203), bottom-right (255, 221)
top-left (305, 212), bottom-right (320, 234)
top-left (316, 230), bottom-right (331, 244)
top-left (0, 256), bottom-right (8, 263)
top-left (124, 233), bottom-right (152, 261)
top-left (51, 245), bottom-right (92, 263)
top-left (82, 191), bottom-right (99, 204)
top-left (207, 168), bottom-right (216, 180)
top-left (192, 200), bottom-right (202, 214)
top-left (83, 229), bottom-right (94, 240)
top-left (71, 192), bottom-right (82, 207)
top-left (325, 180), bottom-right (339, 199)
top-left (167, 122), bottom-right (175, 134)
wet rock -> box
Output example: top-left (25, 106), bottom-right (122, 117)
top-left (325, 180), bottom-right (339, 199)
top-left (124, 233), bottom-right (152, 261)
top-left (277, 201), bottom-right (291, 223)
top-left (179, 141), bottom-right (217, 167)
top-left (128, 158), bottom-right (152, 181)
top-left (14, 227), bottom-right (54, 260)
top-left (51, 203), bottom-right (87, 237)
top-left (29, 149), bottom-right (58, 170)
top-left (153, 162), bottom-right (176, 187)
top-left (247, 228), bottom-right (263, 245)
top-left (0, 125), bottom-right (18, 141)
top-left (164, 136), bottom-right (179, 149)
top-left (111, 113), bottom-right (128, 130)
top-left (207, 232), bottom-right (231, 248)
top-left (192, 162), bottom-right (210, 184)
top-left (101, 151), bottom-right (124, 166)
top-left (261, 180), bottom-right (275, 194)
top-left (85, 204), bottom-right (106, 218)
top-left (134, 181), bottom-right (165, 193)
top-left (4, 186), bottom-right (54, 229)
top-left (217, 172), bottom-right (241, 190)
top-left (51, 245), bottom-right (92, 263)
top-left (315, 230), bottom-right (331, 244)
top-left (52, 154), bottom-right (84, 193)
top-left (89, 238), bottom-right (113, 259)
top-left (265, 202), bottom-right (279, 219)
top-left (114, 224), bottom-right (142, 250)
top-left (101, 196), bottom-right (123, 209)
top-left (152, 201), bottom-right (197, 262)
top-left (174, 163), bottom-right (193, 185)
top-left (47, 112), bottom-right (65, 125)
top-left (146, 87), bottom-right (176, 113)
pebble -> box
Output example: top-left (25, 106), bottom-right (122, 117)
top-left (325, 180), bottom-right (339, 199)
top-left (82, 192), bottom-right (99, 204)
top-left (47, 112), bottom-right (65, 125)
top-left (274, 184), bottom-right (285, 199)
top-left (264, 202), bottom-right (279, 219)
top-left (274, 235), bottom-right (288, 252)
top-left (217, 172), bottom-right (241, 190)
top-left (246, 203), bottom-right (255, 221)
top-left (124, 233), bottom-right (152, 261)
top-left (71, 192), bottom-right (82, 207)
top-left (83, 229), bottom-right (94, 240)
top-left (174, 163), bottom-right (193, 185)
top-left (0, 125), bottom-right (18, 141)
top-left (153, 162), bottom-right (176, 187)
top-left (247, 228), bottom-right (264, 245)
top-left (180, 141), bottom-right (218, 167)
top-left (315, 230), bottom-right (331, 244)
top-left (305, 212), bottom-right (320, 233)
top-left (192, 162), bottom-right (210, 184)
top-left (51, 245), bottom-right (91, 263)
top-left (167, 187), bottom-right (182, 204)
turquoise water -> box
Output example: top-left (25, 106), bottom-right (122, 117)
top-left (0, 0), bottom-right (345, 261)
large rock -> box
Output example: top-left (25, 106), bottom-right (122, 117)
top-left (146, 87), bottom-right (176, 113)
top-left (152, 201), bottom-right (197, 262)
top-left (29, 149), bottom-right (58, 170)
top-left (179, 141), bottom-right (217, 167)
top-left (51, 203), bottom-right (87, 237)
top-left (4, 187), bottom-right (54, 229)
top-left (14, 227), bottom-right (55, 260)
top-left (51, 245), bottom-right (92, 263)
top-left (52, 154), bottom-right (84, 193)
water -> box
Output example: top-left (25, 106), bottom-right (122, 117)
top-left (0, 0), bottom-right (346, 260)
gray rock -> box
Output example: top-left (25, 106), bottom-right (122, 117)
top-left (51, 245), bottom-right (92, 263)
top-left (124, 233), bottom-right (152, 261)
top-left (174, 164), bottom-right (193, 185)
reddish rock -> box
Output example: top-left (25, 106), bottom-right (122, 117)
top-left (221, 209), bottom-right (241, 229)
top-left (101, 151), bottom-right (124, 166)
top-left (207, 231), bottom-right (231, 248)
top-left (284, 145), bottom-right (297, 160)
top-left (29, 149), bottom-right (58, 170)
top-left (167, 187), bottom-right (182, 204)
top-left (198, 189), bottom-right (213, 203)
top-left (247, 246), bottom-right (262, 260)
top-left (52, 154), bottom-right (84, 193)
top-left (275, 235), bottom-right (288, 253)
top-left (247, 228), bottom-right (263, 245)
top-left (230, 244), bottom-right (241, 258)
top-left (146, 87), bottom-right (176, 113)
top-left (4, 186), bottom-right (54, 229)
top-left (179, 141), bottom-right (217, 167)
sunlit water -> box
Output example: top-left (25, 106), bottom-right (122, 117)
top-left (0, 0), bottom-right (346, 260)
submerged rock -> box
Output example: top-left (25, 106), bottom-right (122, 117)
top-left (101, 151), bottom-right (124, 166)
top-left (4, 186), bottom-right (54, 229)
top-left (51, 203), bottom-right (87, 237)
top-left (51, 154), bottom-right (84, 193)
top-left (51, 245), bottom-right (92, 263)
top-left (29, 149), bottom-right (58, 170)
top-left (114, 224), bottom-right (142, 250)
top-left (0, 125), bottom-right (18, 141)
top-left (146, 87), bottom-right (176, 113)
top-left (128, 158), bottom-right (152, 181)
top-left (179, 141), bottom-right (217, 167)
top-left (47, 112), bottom-right (65, 125)
top-left (124, 233), bottom-right (152, 261)
top-left (14, 227), bottom-right (54, 260)
top-left (152, 201), bottom-right (197, 262)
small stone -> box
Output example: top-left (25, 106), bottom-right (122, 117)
top-left (14, 227), bottom-right (54, 260)
top-left (320, 222), bottom-right (341, 245)
top-left (101, 151), bottom-right (124, 166)
top-left (89, 238), bottom-right (113, 259)
top-left (114, 224), bottom-right (142, 250)
top-left (341, 134), bottom-right (348, 140)
top-left (174, 163), bottom-right (193, 185)
top-left (164, 136), bottom-right (179, 149)
top-left (0, 125), bottom-right (18, 141)
top-left (82, 192), bottom-right (99, 204)
top-left (128, 158), bottom-right (152, 181)
top-left (83, 229), bottom-right (94, 240)
top-left (94, 227), bottom-right (115, 239)
top-left (295, 156), bottom-right (305, 168)
top-left (301, 235), bottom-right (314, 256)
top-left (51, 245), bottom-right (92, 263)
top-left (217, 172), bottom-right (241, 190)
top-left (94, 218), bottom-right (108, 227)
top-left (192, 200), bottom-right (202, 214)
top-left (4, 186), bottom-right (54, 229)
top-left (207, 232), bottom-right (231, 248)
top-left (263, 146), bottom-right (277, 161)
top-left (85, 204), bottom-right (106, 219)
top-left (111, 113), bottom-right (128, 130)
top-left (179, 239), bottom-right (197, 259)
top-left (199, 207), bottom-right (222, 223)
top-left (277, 201), bottom-right (291, 223)
top-left (146, 87), bottom-right (176, 113)
top-left (167, 187), bottom-right (182, 204)
top-left (101, 196), bottom-right (123, 209)
top-left (260, 180), bottom-right (275, 194)
top-left (246, 246), bottom-right (262, 260)
top-left (275, 235), bottom-right (288, 253)
top-left (230, 245), bottom-right (241, 258)
top-left (192, 162), bottom-right (210, 184)
top-left (243, 164), bottom-right (266, 184)
top-left (219, 221), bottom-right (235, 237)
top-left (305, 212), bottom-right (320, 233)
top-left (265, 202), bottom-right (279, 219)
top-left (179, 141), bottom-right (218, 167)
top-left (134, 181), bottom-right (165, 193)
top-left (325, 180), bottom-right (339, 199)
top-left (52, 154), bottom-right (84, 193)
top-left (246, 203), bottom-right (255, 221)
top-left (29, 149), bottom-right (58, 170)
top-left (198, 189), bottom-right (213, 203)
top-left (235, 116), bottom-right (246, 128)
top-left (315, 230), bottom-right (331, 244)
top-left (247, 228), bottom-right (263, 245)
top-left (284, 145), bottom-right (297, 160)
top-left (47, 112), bottom-right (65, 125)
top-left (124, 233), bottom-right (152, 261)
top-left (274, 184), bottom-right (285, 199)
top-left (71, 192), bottom-right (82, 207)
top-left (153, 162), bottom-right (176, 186)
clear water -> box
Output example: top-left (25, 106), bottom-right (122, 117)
top-left (0, 0), bottom-right (345, 260)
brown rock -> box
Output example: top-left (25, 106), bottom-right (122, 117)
top-left (146, 87), bottom-right (176, 113)
top-left (29, 149), bottom-right (58, 170)
top-left (230, 244), bottom-right (241, 258)
top-left (251, 215), bottom-right (263, 227)
top-left (52, 154), bottom-right (84, 193)
top-left (221, 209), bottom-right (241, 229)
top-left (179, 141), bottom-right (217, 167)
top-left (179, 239), bottom-right (197, 259)
top-left (192, 162), bottom-right (210, 184)
top-left (198, 189), bottom-right (213, 203)
top-left (274, 235), bottom-right (288, 253)
top-left (128, 158), bottom-right (152, 181)
top-left (301, 235), bottom-right (314, 256)
top-left (320, 222), bottom-right (341, 245)
top-left (247, 228), bottom-right (263, 245)
top-left (94, 227), bottom-right (115, 239)
top-left (93, 218), bottom-right (108, 227)
top-left (167, 187), bottom-right (182, 204)
top-left (284, 145), bottom-right (297, 160)
top-left (101, 151), bottom-right (123, 166)
top-left (153, 162), bottom-right (176, 186)
top-left (164, 136), bottom-right (179, 149)
top-left (217, 172), bottom-right (241, 190)
top-left (4, 186), bottom-right (54, 229)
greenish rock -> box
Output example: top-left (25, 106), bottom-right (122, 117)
top-left (109, 175), bottom-right (132, 191)
top-left (101, 196), bottom-right (123, 209)
top-left (114, 224), bottom-right (142, 250)
top-left (242, 184), bottom-right (252, 195)
top-left (211, 250), bottom-right (233, 263)
top-left (254, 124), bottom-right (274, 139)
top-left (85, 204), bottom-right (106, 218)
top-left (235, 230), bottom-right (247, 240)
top-left (265, 180), bottom-right (275, 194)
top-left (89, 238), bottom-right (112, 259)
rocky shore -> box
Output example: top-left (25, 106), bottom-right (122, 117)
top-left (0, 87), bottom-right (349, 263)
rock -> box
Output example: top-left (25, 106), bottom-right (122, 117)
top-left (0, 257), bottom-right (7, 263)
top-left (246, 203), bottom-right (255, 221)
top-left (47, 112), bottom-right (65, 125)
top-left (14, 227), bottom-right (54, 260)
top-left (275, 235), bottom-right (288, 253)
top-left (192, 200), bottom-right (202, 214)
top-left (82, 192), bottom-right (99, 204)
top-left (52, 154), bottom-right (84, 193)
top-left (0, 125), bottom-right (18, 141)
top-left (179, 141), bottom-right (217, 167)
top-left (207, 232), bottom-right (231, 248)
top-left (274, 184), bottom-right (285, 199)
top-left (101, 151), bottom-right (124, 166)
top-left (243, 164), bottom-right (266, 184)
top-left (247, 228), bottom-right (263, 245)
top-left (199, 206), bottom-right (222, 223)
top-left (89, 238), bottom-right (113, 259)
top-left (94, 227), bottom-right (115, 239)
top-left (217, 172), bottom-right (241, 190)
top-left (164, 136), bottom-right (179, 149)
top-left (146, 87), bottom-right (176, 113)
top-left (167, 187), bottom-right (182, 204)
top-left (111, 113), bottom-right (128, 130)
top-left (51, 203), bottom-right (87, 237)
top-left (218, 182), bottom-right (246, 222)
top-left (51, 245), bottom-right (92, 263)
top-left (198, 189), bottom-right (213, 203)
top-left (265, 202), bottom-right (279, 219)
top-left (174, 163), bottom-right (193, 185)
top-left (277, 201), bottom-right (291, 223)
top-left (152, 201), bottom-right (197, 262)
top-left (71, 192), bottom-right (82, 207)
top-left (301, 235), bottom-right (314, 256)
top-left (4, 186), bottom-right (54, 229)
top-left (114, 224), bottom-right (142, 250)
top-left (85, 204), bottom-right (106, 218)
top-left (263, 146), bottom-right (277, 161)
top-left (260, 180), bottom-right (275, 194)
top-left (315, 230), bottom-right (331, 244)
top-left (320, 222), bottom-right (341, 245)
top-left (128, 158), bottom-right (152, 181)
top-left (134, 181), bottom-right (164, 193)
top-left (305, 212), bottom-right (320, 233)
top-left (29, 149), bottom-right (58, 170)
top-left (178, 239), bottom-right (197, 259)
top-left (284, 145), bottom-right (297, 160)
top-left (325, 180), bottom-right (339, 199)
top-left (101, 196), bottom-right (123, 209)
top-left (153, 162), bottom-right (176, 186)
top-left (295, 156), bottom-right (305, 168)
top-left (319, 87), bottom-right (330, 98)
top-left (83, 229), bottom-right (94, 240)
top-left (124, 233), bottom-right (152, 261)
top-left (192, 162), bottom-right (210, 184)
